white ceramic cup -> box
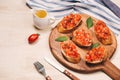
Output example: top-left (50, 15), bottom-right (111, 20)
top-left (32, 9), bottom-right (55, 29)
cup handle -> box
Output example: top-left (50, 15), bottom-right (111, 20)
top-left (49, 17), bottom-right (56, 26)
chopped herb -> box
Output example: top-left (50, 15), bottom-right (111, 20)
top-left (92, 43), bottom-right (100, 48)
top-left (55, 36), bottom-right (68, 42)
top-left (86, 17), bottom-right (93, 29)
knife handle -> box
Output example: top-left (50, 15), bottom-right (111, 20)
top-left (64, 70), bottom-right (80, 80)
top-left (46, 76), bottom-right (52, 80)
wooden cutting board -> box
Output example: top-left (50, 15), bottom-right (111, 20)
top-left (49, 13), bottom-right (120, 80)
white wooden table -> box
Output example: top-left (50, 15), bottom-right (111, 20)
top-left (0, 0), bottom-right (120, 80)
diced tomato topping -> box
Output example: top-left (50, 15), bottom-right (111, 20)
top-left (61, 42), bottom-right (79, 58)
top-left (86, 46), bottom-right (105, 62)
top-left (74, 29), bottom-right (92, 46)
top-left (94, 20), bottom-right (111, 40)
top-left (61, 13), bottom-right (81, 29)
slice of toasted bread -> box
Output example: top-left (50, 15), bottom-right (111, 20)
top-left (94, 20), bottom-right (112, 45)
top-left (60, 40), bottom-right (81, 63)
top-left (57, 13), bottom-right (82, 33)
top-left (85, 46), bottom-right (107, 64)
top-left (72, 29), bottom-right (92, 47)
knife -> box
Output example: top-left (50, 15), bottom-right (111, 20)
top-left (44, 57), bottom-right (80, 80)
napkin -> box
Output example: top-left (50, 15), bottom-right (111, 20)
top-left (101, 0), bottom-right (120, 18)
top-left (26, 0), bottom-right (120, 35)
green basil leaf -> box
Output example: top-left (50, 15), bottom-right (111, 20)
top-left (92, 43), bottom-right (100, 48)
top-left (55, 36), bottom-right (68, 42)
top-left (86, 17), bottom-right (93, 29)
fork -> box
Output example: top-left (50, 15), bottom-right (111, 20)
top-left (34, 61), bottom-right (52, 80)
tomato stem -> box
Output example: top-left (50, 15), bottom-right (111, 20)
top-left (37, 33), bottom-right (40, 36)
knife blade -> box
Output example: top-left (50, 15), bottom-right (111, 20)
top-left (44, 57), bottom-right (80, 80)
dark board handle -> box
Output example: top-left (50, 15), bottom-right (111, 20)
top-left (102, 59), bottom-right (120, 80)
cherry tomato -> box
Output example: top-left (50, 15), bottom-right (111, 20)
top-left (28, 33), bottom-right (40, 43)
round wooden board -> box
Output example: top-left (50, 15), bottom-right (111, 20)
top-left (49, 13), bottom-right (117, 73)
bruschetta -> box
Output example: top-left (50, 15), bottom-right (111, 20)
top-left (72, 29), bottom-right (92, 47)
top-left (94, 20), bottom-right (112, 45)
top-left (86, 46), bottom-right (107, 64)
top-left (57, 13), bottom-right (82, 33)
top-left (60, 40), bottom-right (81, 63)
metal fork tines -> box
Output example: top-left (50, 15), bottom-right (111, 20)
top-left (33, 61), bottom-right (52, 80)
